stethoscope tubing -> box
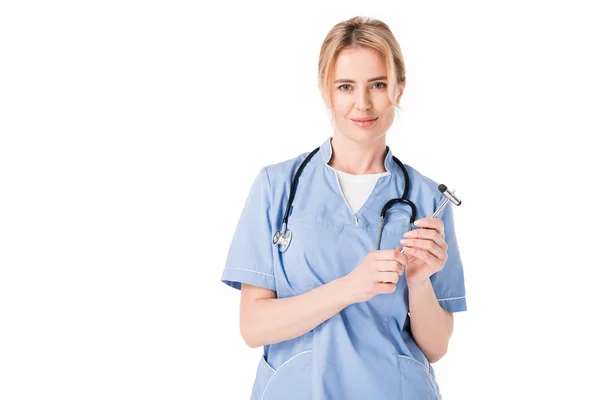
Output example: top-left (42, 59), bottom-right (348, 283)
top-left (275, 146), bottom-right (418, 252)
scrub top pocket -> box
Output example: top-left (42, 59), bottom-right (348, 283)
top-left (250, 355), bottom-right (275, 400)
top-left (397, 355), bottom-right (440, 400)
top-left (252, 351), bottom-right (313, 400)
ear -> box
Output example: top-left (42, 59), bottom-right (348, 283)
top-left (320, 87), bottom-right (332, 109)
top-left (395, 81), bottom-right (406, 105)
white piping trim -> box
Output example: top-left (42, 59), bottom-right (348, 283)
top-left (261, 350), bottom-right (312, 400)
top-left (398, 354), bottom-right (441, 399)
top-left (398, 354), bottom-right (438, 387)
top-left (397, 354), bottom-right (430, 372)
top-left (224, 267), bottom-right (274, 277)
top-left (437, 296), bottom-right (465, 302)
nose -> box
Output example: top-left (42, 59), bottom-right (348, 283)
top-left (354, 89), bottom-right (372, 111)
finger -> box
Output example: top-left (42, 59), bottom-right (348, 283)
top-left (400, 238), bottom-right (447, 260)
top-left (377, 271), bottom-right (401, 283)
top-left (374, 248), bottom-right (403, 261)
top-left (402, 244), bottom-right (447, 264)
top-left (413, 217), bottom-right (445, 240)
top-left (376, 260), bottom-right (405, 275)
top-left (377, 282), bottom-right (397, 294)
top-left (395, 246), bottom-right (409, 265)
top-left (403, 226), bottom-right (447, 250)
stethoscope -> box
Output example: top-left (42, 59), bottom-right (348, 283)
top-left (273, 146), bottom-right (433, 252)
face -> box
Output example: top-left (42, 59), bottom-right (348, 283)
top-left (325, 47), bottom-right (404, 144)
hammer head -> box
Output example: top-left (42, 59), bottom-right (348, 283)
top-left (438, 184), bottom-right (462, 206)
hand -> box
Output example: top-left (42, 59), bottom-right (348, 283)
top-left (397, 217), bottom-right (448, 287)
top-left (341, 249), bottom-right (405, 304)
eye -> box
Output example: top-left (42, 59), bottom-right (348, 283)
top-left (337, 82), bottom-right (388, 92)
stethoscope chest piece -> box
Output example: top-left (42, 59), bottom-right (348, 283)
top-left (273, 224), bottom-right (292, 252)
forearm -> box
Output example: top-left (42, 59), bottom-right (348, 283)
top-left (242, 278), bottom-right (353, 348)
top-left (408, 278), bottom-right (453, 363)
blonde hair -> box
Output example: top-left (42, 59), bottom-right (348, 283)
top-left (318, 16), bottom-right (406, 114)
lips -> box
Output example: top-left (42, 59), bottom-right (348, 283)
top-left (351, 118), bottom-right (377, 128)
top-left (350, 117), bottom-right (377, 122)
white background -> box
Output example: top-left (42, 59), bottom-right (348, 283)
top-left (1, 1), bottom-right (599, 399)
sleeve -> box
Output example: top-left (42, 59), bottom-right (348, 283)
top-left (429, 195), bottom-right (467, 313)
top-left (220, 167), bottom-right (276, 291)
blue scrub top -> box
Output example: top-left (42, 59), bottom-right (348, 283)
top-left (221, 136), bottom-right (467, 400)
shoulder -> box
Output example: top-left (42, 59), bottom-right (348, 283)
top-left (258, 149), bottom-right (316, 190)
top-left (401, 162), bottom-right (444, 201)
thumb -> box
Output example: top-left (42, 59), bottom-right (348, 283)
top-left (395, 246), bottom-right (409, 265)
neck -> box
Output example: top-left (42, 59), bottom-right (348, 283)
top-left (328, 135), bottom-right (387, 175)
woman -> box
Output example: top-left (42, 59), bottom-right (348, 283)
top-left (221, 16), bottom-right (467, 400)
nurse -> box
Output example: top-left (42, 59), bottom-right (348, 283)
top-left (221, 15), bottom-right (467, 400)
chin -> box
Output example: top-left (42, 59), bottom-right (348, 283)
top-left (346, 129), bottom-right (386, 143)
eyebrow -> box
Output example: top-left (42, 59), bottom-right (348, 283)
top-left (333, 76), bottom-right (387, 84)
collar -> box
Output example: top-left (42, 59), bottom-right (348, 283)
top-left (318, 136), bottom-right (395, 173)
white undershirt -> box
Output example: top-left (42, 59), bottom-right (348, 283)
top-left (332, 168), bottom-right (390, 214)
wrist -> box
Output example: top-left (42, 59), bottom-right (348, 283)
top-left (333, 276), bottom-right (356, 307)
top-left (407, 276), bottom-right (431, 291)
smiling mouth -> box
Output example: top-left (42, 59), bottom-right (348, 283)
top-left (350, 117), bottom-right (377, 122)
